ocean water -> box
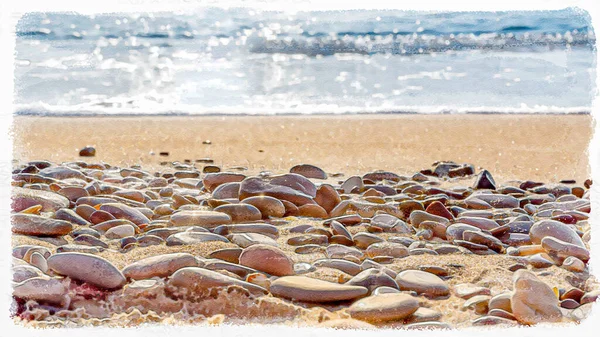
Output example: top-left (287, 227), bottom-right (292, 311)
top-left (14, 8), bottom-right (597, 115)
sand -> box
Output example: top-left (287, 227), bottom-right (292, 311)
top-left (11, 114), bottom-right (593, 183)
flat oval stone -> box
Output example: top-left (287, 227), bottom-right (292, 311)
top-left (290, 164), bottom-right (327, 180)
top-left (463, 230), bottom-right (504, 252)
top-left (239, 177), bottom-right (315, 206)
top-left (269, 173), bottom-right (317, 197)
top-left (371, 214), bottom-right (411, 234)
top-left (270, 276), bottom-right (368, 302)
top-left (208, 248), bottom-right (242, 264)
top-left (213, 223), bottom-right (278, 238)
top-left (122, 253), bottom-right (200, 280)
top-left (56, 244), bottom-right (102, 254)
top-left (455, 216), bottom-right (499, 231)
top-left (166, 232), bottom-right (229, 246)
top-left (288, 234), bottom-right (328, 246)
top-left (105, 224), bottom-right (136, 239)
top-left (100, 203), bottom-right (150, 226)
top-left (313, 259), bottom-right (362, 276)
top-left (211, 182), bottom-right (241, 199)
top-left (366, 242), bottom-right (409, 258)
top-left (395, 270), bottom-right (450, 297)
top-left (12, 214), bottom-right (73, 237)
top-left (242, 196), bottom-right (285, 218)
top-left (541, 236), bottom-right (589, 263)
top-left (202, 172), bottom-right (246, 192)
top-left (238, 244), bottom-right (294, 276)
top-left (409, 210), bottom-right (449, 227)
top-left (214, 204), bottom-right (262, 223)
top-left (529, 220), bottom-right (585, 248)
top-left (13, 277), bottom-right (67, 304)
top-left (468, 194), bottom-right (519, 208)
top-left (326, 244), bottom-right (364, 259)
top-left (511, 269), bottom-right (561, 324)
top-left (55, 208), bottom-right (90, 226)
top-left (12, 187), bottom-right (70, 212)
top-left (169, 210), bottom-right (232, 229)
top-left (348, 293), bottom-right (419, 323)
top-left (446, 223), bottom-right (481, 242)
top-left (47, 252), bottom-right (126, 289)
top-left (297, 204), bottom-right (328, 218)
top-left (167, 267), bottom-right (267, 296)
top-left (353, 232), bottom-right (384, 249)
top-left (228, 233), bottom-right (278, 248)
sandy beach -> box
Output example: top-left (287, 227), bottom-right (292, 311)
top-left (10, 113), bottom-right (597, 329)
top-left (12, 114), bottom-right (593, 183)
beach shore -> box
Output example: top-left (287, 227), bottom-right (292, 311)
top-left (12, 114), bottom-right (593, 184)
top-left (10, 113), bottom-right (597, 329)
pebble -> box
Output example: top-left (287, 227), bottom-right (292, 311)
top-left (314, 184), bottom-right (341, 214)
top-left (105, 224), bottom-right (136, 239)
top-left (211, 182), bottom-right (241, 199)
top-left (238, 244), bottom-right (294, 276)
top-left (366, 242), bottom-right (409, 258)
top-left (241, 196), bottom-right (286, 218)
top-left (214, 204), bottom-right (262, 222)
top-left (12, 214), bottom-right (73, 237)
top-left (239, 177), bottom-right (315, 206)
top-left (562, 256), bottom-right (585, 273)
top-left (167, 267), bottom-right (267, 296)
top-left (473, 170), bottom-right (496, 190)
top-left (313, 259), bottom-right (362, 276)
top-left (529, 220), bottom-right (585, 248)
top-left (541, 236), bottom-right (589, 263)
top-left (169, 210), bottom-right (232, 229)
top-left (348, 293), bottom-right (419, 323)
top-left (395, 270), bottom-right (450, 298)
top-left (511, 269), bottom-right (561, 324)
top-left (166, 232), bottom-right (229, 246)
top-left (99, 203), bottom-right (150, 226)
top-left (290, 164), bottom-right (327, 179)
top-left (346, 269), bottom-right (399, 292)
top-left (47, 252), bottom-right (126, 289)
top-left (270, 276), bottom-right (368, 302)
top-left (122, 253), bottom-right (201, 280)
top-left (13, 265), bottom-right (46, 283)
top-left (13, 277), bottom-right (68, 305)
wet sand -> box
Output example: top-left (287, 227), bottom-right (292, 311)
top-left (11, 114), bottom-right (593, 183)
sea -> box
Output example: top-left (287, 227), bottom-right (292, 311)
top-left (13, 8), bottom-right (597, 116)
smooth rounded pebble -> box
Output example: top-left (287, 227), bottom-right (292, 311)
top-left (47, 252), bottom-right (126, 289)
top-left (270, 276), bottom-right (368, 302)
top-left (167, 267), bottom-right (267, 296)
top-left (348, 293), bottom-right (419, 323)
top-left (238, 244), bottom-right (294, 276)
top-left (169, 210), bottom-right (232, 229)
top-left (242, 196), bottom-right (286, 218)
top-left (122, 253), bottom-right (201, 280)
top-left (395, 270), bottom-right (450, 297)
top-left (12, 214), bottom-right (73, 237)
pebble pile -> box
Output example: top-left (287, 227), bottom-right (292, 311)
top-left (10, 160), bottom-right (598, 328)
